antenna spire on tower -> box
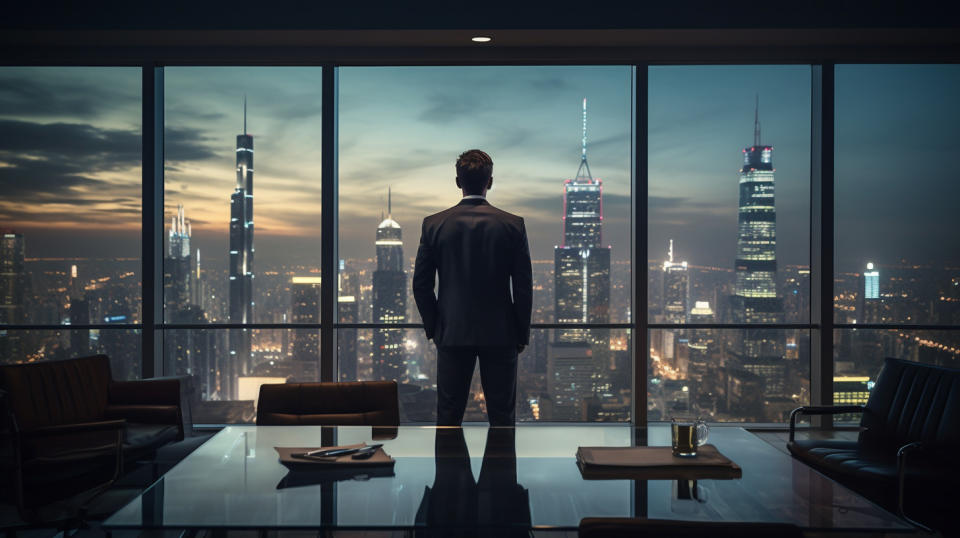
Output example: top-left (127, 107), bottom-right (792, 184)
top-left (753, 93), bottom-right (761, 147)
top-left (387, 186), bottom-right (392, 217)
top-left (575, 97), bottom-right (593, 180)
top-left (243, 94), bottom-right (247, 135)
top-left (668, 239), bottom-right (674, 263)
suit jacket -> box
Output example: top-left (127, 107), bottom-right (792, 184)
top-left (413, 198), bottom-right (532, 347)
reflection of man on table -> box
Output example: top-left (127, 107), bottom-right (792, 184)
top-left (415, 428), bottom-right (530, 537)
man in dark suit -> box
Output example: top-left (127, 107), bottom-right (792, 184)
top-left (413, 149), bottom-right (533, 426)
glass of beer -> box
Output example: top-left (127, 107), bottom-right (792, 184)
top-left (671, 417), bottom-right (709, 457)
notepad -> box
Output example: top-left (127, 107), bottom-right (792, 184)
top-left (576, 444), bottom-right (742, 480)
top-left (275, 443), bottom-right (396, 469)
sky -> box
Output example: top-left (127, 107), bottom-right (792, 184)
top-left (0, 65), bottom-right (958, 274)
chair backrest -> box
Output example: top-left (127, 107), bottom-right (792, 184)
top-left (0, 355), bottom-right (113, 431)
top-left (861, 357), bottom-right (960, 450)
top-left (256, 381), bottom-right (400, 426)
top-left (578, 518), bottom-right (803, 538)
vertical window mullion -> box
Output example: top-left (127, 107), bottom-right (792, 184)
top-left (633, 64), bottom-right (649, 427)
top-left (320, 65), bottom-right (338, 383)
top-left (810, 63), bottom-right (836, 420)
top-left (142, 64), bottom-right (164, 378)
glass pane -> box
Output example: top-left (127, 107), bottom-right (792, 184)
top-left (0, 67), bottom-right (142, 340)
top-left (648, 66), bottom-right (811, 325)
top-left (835, 65), bottom-right (960, 324)
top-left (0, 328), bottom-right (141, 379)
top-left (649, 328), bottom-right (810, 422)
top-left (164, 328), bottom-right (323, 424)
top-left (833, 328), bottom-right (960, 419)
top-left (337, 66), bottom-right (633, 326)
top-left (343, 328), bottom-right (631, 422)
top-left (163, 67), bottom-right (323, 329)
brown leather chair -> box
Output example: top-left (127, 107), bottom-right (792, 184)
top-left (0, 355), bottom-right (186, 522)
top-left (256, 381), bottom-right (399, 426)
top-left (578, 518), bottom-right (803, 538)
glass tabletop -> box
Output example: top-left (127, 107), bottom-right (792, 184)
top-left (104, 425), bottom-right (912, 531)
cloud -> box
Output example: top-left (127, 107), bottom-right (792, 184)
top-left (0, 74), bottom-right (138, 119)
top-left (418, 94), bottom-right (482, 124)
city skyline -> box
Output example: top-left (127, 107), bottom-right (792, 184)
top-left (3, 66), bottom-right (958, 272)
top-left (2, 64), bottom-right (960, 423)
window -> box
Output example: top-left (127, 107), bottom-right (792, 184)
top-left (162, 68), bottom-right (323, 419)
top-left (833, 65), bottom-right (960, 403)
top-left (0, 67), bottom-right (142, 379)
top-left (337, 66), bottom-right (633, 421)
top-left (648, 66), bottom-right (812, 422)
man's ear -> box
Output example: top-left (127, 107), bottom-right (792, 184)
top-left (487, 177), bottom-right (493, 190)
top-left (455, 177), bottom-right (462, 189)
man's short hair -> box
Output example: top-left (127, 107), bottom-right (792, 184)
top-left (455, 149), bottom-right (493, 194)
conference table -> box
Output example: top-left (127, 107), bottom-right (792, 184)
top-left (104, 425), bottom-right (914, 533)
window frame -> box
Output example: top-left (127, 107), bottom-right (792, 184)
top-left (1, 50), bottom-right (957, 427)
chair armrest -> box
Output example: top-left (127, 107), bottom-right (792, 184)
top-left (105, 404), bottom-right (180, 425)
top-left (110, 377), bottom-right (182, 406)
top-left (789, 405), bottom-right (865, 442)
top-left (21, 419), bottom-right (126, 438)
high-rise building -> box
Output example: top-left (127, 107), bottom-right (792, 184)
top-left (859, 261), bottom-right (882, 323)
top-left (164, 203), bottom-right (193, 321)
top-left (0, 232), bottom-right (26, 363)
top-left (731, 97), bottom-right (784, 362)
top-left (68, 263), bottom-right (90, 356)
top-left (554, 98), bottom-right (611, 342)
top-left (338, 260), bottom-right (359, 381)
top-left (291, 276), bottom-right (321, 381)
top-left (662, 239), bottom-right (689, 324)
top-left (551, 99), bottom-right (611, 419)
top-left (228, 97), bottom-right (255, 399)
top-left (372, 189), bottom-right (407, 381)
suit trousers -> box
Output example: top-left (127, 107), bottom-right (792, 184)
top-left (436, 345), bottom-right (518, 426)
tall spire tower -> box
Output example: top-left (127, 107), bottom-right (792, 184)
top-left (732, 94), bottom-right (785, 398)
top-left (228, 96), bottom-right (255, 399)
top-left (554, 97), bottom-right (610, 339)
top-left (372, 187), bottom-right (407, 381)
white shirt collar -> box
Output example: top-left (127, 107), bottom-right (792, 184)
top-left (462, 194), bottom-right (486, 200)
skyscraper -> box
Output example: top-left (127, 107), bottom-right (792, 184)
top-left (730, 97), bottom-right (786, 410)
top-left (164, 203), bottom-right (193, 321)
top-left (373, 189), bottom-right (407, 381)
top-left (732, 97), bottom-right (784, 357)
top-left (0, 232), bottom-right (26, 363)
top-left (291, 276), bottom-right (321, 380)
top-left (554, 98), bottom-right (611, 342)
top-left (228, 97), bottom-right (254, 399)
top-left (860, 262), bottom-right (882, 323)
top-left (338, 260), bottom-right (359, 382)
top-left (662, 239), bottom-right (689, 324)
top-left (550, 99), bottom-right (611, 420)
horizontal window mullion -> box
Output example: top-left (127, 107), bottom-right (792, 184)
top-left (0, 324), bottom-right (142, 330)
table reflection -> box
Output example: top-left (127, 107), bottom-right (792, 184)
top-left (416, 427), bottom-right (531, 536)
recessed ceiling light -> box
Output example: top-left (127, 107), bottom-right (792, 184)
top-left (471, 36), bottom-right (492, 43)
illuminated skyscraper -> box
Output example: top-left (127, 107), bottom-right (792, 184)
top-left (0, 232), bottom-right (26, 362)
top-left (373, 189), bottom-right (407, 381)
top-left (554, 98), bottom-right (611, 343)
top-left (291, 276), bottom-right (321, 380)
top-left (550, 99), bottom-right (611, 420)
top-left (732, 97), bottom-right (784, 362)
top-left (732, 97), bottom-right (790, 406)
top-left (338, 260), bottom-right (359, 381)
top-left (228, 97), bottom-right (254, 399)
top-left (864, 262), bottom-right (879, 299)
top-left (662, 239), bottom-right (689, 324)
top-left (164, 203), bottom-right (193, 321)
top-left (860, 261), bottom-right (882, 323)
